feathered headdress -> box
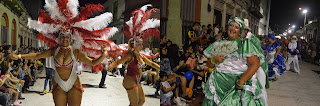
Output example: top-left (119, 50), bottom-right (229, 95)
top-left (123, 4), bottom-right (160, 41)
top-left (28, 0), bottom-right (124, 58)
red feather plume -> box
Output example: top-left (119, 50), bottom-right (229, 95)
top-left (72, 4), bottom-right (104, 22)
top-left (37, 33), bottom-right (58, 47)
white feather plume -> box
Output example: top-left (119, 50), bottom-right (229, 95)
top-left (73, 12), bottom-right (113, 31)
top-left (44, 0), bottom-right (66, 21)
top-left (99, 27), bottom-right (119, 40)
top-left (140, 19), bottom-right (160, 33)
top-left (118, 44), bottom-right (128, 50)
top-left (72, 31), bottom-right (84, 49)
top-left (135, 12), bottom-right (143, 26)
top-left (135, 4), bottom-right (152, 25)
top-left (140, 4), bottom-right (152, 12)
top-left (67, 0), bottom-right (79, 18)
top-left (126, 17), bottom-right (133, 35)
top-left (140, 48), bottom-right (151, 56)
top-left (28, 18), bottom-right (61, 34)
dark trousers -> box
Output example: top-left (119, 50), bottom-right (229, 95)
top-left (99, 69), bottom-right (107, 87)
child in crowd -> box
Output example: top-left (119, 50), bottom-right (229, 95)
top-left (160, 72), bottom-right (175, 106)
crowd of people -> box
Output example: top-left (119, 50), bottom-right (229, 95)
top-left (0, 44), bottom-right (44, 106)
top-left (159, 16), bottom-right (320, 106)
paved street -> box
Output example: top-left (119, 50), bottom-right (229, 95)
top-left (267, 60), bottom-right (320, 106)
top-left (20, 70), bottom-right (159, 106)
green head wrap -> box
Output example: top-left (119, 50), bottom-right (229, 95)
top-left (228, 17), bottom-right (245, 33)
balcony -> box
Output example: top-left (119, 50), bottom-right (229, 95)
top-left (1, 0), bottom-right (26, 15)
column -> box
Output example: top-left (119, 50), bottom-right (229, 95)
top-left (221, 3), bottom-right (227, 28)
top-left (207, 0), bottom-right (215, 26)
top-left (200, 0), bottom-right (208, 25)
top-left (166, 0), bottom-right (182, 46)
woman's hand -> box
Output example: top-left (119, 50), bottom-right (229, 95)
top-left (235, 80), bottom-right (244, 90)
top-left (9, 53), bottom-right (19, 60)
top-left (101, 45), bottom-right (108, 56)
top-left (213, 55), bottom-right (225, 63)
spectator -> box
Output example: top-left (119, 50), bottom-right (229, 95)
top-left (160, 71), bottom-right (175, 106)
top-left (213, 24), bottom-right (220, 36)
top-left (160, 35), bottom-right (167, 48)
top-left (185, 22), bottom-right (201, 48)
top-left (310, 40), bottom-right (317, 64)
top-left (200, 25), bottom-right (209, 47)
top-left (1, 63), bottom-right (22, 106)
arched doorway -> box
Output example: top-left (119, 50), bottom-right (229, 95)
top-left (12, 19), bottom-right (17, 50)
top-left (1, 13), bottom-right (9, 44)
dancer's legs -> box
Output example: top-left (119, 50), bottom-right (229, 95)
top-left (137, 85), bottom-right (145, 106)
top-left (293, 55), bottom-right (300, 74)
top-left (286, 56), bottom-right (293, 71)
top-left (123, 76), bottom-right (139, 106)
top-left (67, 78), bottom-right (83, 106)
top-left (52, 81), bottom-right (67, 106)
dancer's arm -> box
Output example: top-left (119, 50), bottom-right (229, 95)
top-left (9, 48), bottom-right (53, 60)
top-left (236, 55), bottom-right (260, 89)
top-left (78, 45), bottom-right (108, 66)
top-left (275, 48), bottom-right (281, 58)
top-left (206, 55), bottom-right (224, 68)
top-left (142, 55), bottom-right (160, 71)
top-left (107, 54), bottom-right (131, 71)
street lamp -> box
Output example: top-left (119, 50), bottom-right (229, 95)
top-left (292, 25), bottom-right (296, 28)
top-left (303, 9), bottom-right (307, 26)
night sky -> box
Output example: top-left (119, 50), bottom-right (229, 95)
top-left (270, 0), bottom-right (320, 34)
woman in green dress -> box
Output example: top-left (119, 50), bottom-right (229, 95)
top-left (202, 17), bottom-right (265, 106)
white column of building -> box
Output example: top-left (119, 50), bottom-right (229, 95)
top-left (208, 0), bottom-right (215, 26)
top-left (221, 3), bottom-right (227, 29)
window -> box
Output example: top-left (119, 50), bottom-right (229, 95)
top-left (1, 13), bottom-right (9, 44)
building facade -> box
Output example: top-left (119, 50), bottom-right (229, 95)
top-left (1, 0), bottom-right (38, 50)
top-left (161, 0), bottom-right (271, 46)
top-left (305, 17), bottom-right (320, 44)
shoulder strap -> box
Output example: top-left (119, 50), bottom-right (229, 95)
top-left (54, 47), bottom-right (60, 57)
top-left (70, 46), bottom-right (76, 61)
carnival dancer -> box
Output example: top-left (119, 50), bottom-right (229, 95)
top-left (106, 5), bottom-right (160, 106)
top-left (286, 36), bottom-right (300, 74)
top-left (9, 0), bottom-right (124, 105)
top-left (202, 17), bottom-right (265, 106)
top-left (265, 34), bottom-right (286, 81)
top-left (243, 20), bottom-right (268, 106)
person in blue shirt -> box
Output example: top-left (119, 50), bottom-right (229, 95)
top-left (265, 34), bottom-right (286, 80)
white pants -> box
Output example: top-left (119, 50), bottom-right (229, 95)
top-left (286, 55), bottom-right (300, 74)
top-left (256, 67), bottom-right (268, 106)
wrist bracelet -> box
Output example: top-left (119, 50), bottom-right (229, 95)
top-left (18, 54), bottom-right (21, 59)
top-left (236, 80), bottom-right (244, 87)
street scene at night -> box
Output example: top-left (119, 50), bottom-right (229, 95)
top-left (0, 0), bottom-right (320, 106)
top-left (160, 0), bottom-right (320, 106)
top-left (0, 0), bottom-right (160, 106)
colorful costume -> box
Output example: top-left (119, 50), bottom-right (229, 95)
top-left (27, 0), bottom-right (124, 92)
top-left (245, 31), bottom-right (269, 106)
top-left (202, 17), bottom-right (265, 106)
top-left (265, 34), bottom-right (285, 79)
top-left (286, 36), bottom-right (300, 74)
top-left (122, 4), bottom-right (160, 90)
